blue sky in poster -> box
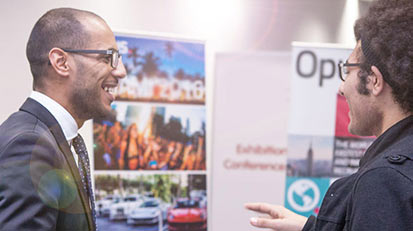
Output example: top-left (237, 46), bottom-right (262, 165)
top-left (116, 35), bottom-right (205, 78)
top-left (288, 135), bottom-right (334, 161)
top-left (112, 103), bottom-right (205, 135)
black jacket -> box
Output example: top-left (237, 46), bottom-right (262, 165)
top-left (0, 98), bottom-right (93, 231)
top-left (303, 115), bottom-right (413, 231)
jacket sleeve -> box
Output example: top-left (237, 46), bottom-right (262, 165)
top-left (349, 167), bottom-right (413, 230)
top-left (0, 132), bottom-right (62, 231)
top-left (301, 215), bottom-right (316, 231)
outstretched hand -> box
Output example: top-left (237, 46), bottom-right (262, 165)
top-left (245, 203), bottom-right (307, 231)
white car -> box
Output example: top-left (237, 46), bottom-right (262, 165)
top-left (96, 195), bottom-right (122, 216)
top-left (126, 198), bottom-right (170, 225)
top-left (190, 190), bottom-right (206, 199)
top-left (190, 190), bottom-right (207, 208)
top-left (109, 194), bottom-right (145, 220)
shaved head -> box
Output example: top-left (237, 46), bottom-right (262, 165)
top-left (26, 8), bottom-right (106, 88)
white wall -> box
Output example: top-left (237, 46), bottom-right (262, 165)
top-left (0, 0), bottom-right (360, 124)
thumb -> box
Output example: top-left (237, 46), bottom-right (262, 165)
top-left (250, 217), bottom-right (283, 230)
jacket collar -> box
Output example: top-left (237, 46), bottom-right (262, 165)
top-left (360, 115), bottom-right (413, 168)
top-left (19, 98), bottom-right (94, 230)
top-left (29, 91), bottom-right (78, 142)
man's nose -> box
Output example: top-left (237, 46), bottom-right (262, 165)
top-left (113, 57), bottom-right (127, 79)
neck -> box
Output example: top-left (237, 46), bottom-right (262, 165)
top-left (75, 119), bottom-right (85, 129)
top-left (378, 108), bottom-right (412, 137)
top-left (35, 88), bottom-right (85, 129)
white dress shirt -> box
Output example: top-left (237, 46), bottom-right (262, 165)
top-left (30, 91), bottom-right (79, 166)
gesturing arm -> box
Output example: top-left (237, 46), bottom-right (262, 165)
top-left (245, 203), bottom-right (308, 231)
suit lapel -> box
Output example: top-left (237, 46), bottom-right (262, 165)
top-left (20, 98), bottom-right (94, 230)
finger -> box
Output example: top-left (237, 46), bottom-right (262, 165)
top-left (258, 214), bottom-right (271, 219)
top-left (250, 217), bottom-right (282, 230)
top-left (245, 203), bottom-right (280, 218)
top-left (244, 202), bottom-right (270, 211)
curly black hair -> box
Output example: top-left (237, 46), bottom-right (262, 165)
top-left (354, 0), bottom-right (413, 113)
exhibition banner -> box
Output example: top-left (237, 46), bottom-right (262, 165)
top-left (93, 32), bottom-right (207, 231)
top-left (285, 42), bottom-right (374, 217)
top-left (212, 52), bottom-right (290, 231)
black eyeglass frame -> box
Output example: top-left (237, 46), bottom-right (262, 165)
top-left (61, 48), bottom-right (121, 68)
top-left (338, 61), bottom-right (361, 81)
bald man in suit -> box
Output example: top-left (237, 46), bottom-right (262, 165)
top-left (0, 8), bottom-right (126, 231)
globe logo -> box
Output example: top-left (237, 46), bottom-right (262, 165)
top-left (287, 179), bottom-right (320, 212)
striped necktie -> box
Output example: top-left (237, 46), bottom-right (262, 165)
top-left (73, 134), bottom-right (98, 231)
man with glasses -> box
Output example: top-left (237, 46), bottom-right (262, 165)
top-left (246, 0), bottom-right (413, 230)
top-left (0, 8), bottom-right (126, 231)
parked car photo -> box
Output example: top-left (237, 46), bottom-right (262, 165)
top-left (109, 194), bottom-right (145, 220)
top-left (96, 195), bottom-right (122, 217)
top-left (189, 190), bottom-right (206, 200)
top-left (190, 190), bottom-right (207, 208)
top-left (126, 198), bottom-right (170, 225)
top-left (167, 198), bottom-right (207, 231)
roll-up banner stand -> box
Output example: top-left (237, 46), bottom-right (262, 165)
top-left (92, 31), bottom-right (208, 231)
top-left (212, 52), bottom-right (290, 231)
top-left (285, 42), bottom-right (375, 217)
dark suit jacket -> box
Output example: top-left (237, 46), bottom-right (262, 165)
top-left (0, 98), bottom-right (94, 231)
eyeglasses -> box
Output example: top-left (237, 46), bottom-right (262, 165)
top-left (61, 48), bottom-right (121, 69)
top-left (338, 61), bottom-right (361, 81)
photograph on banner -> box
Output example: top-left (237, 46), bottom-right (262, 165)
top-left (287, 135), bottom-right (334, 177)
top-left (94, 173), bottom-right (207, 231)
top-left (284, 176), bottom-right (330, 217)
top-left (115, 34), bottom-right (205, 105)
top-left (93, 103), bottom-right (206, 171)
top-left (332, 94), bottom-right (375, 177)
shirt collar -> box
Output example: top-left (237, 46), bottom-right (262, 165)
top-left (29, 91), bottom-right (78, 142)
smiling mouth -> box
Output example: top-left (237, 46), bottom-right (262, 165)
top-left (102, 83), bottom-right (118, 101)
top-left (103, 86), bottom-right (116, 94)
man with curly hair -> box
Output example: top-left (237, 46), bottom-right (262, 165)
top-left (245, 0), bottom-right (413, 230)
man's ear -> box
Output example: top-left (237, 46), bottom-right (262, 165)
top-left (369, 65), bottom-right (385, 96)
top-left (48, 48), bottom-right (70, 77)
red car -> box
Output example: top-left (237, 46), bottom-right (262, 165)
top-left (167, 198), bottom-right (207, 231)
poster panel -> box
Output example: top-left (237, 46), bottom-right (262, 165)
top-left (286, 42), bottom-right (374, 217)
top-left (94, 103), bottom-right (206, 171)
top-left (212, 52), bottom-right (290, 231)
top-left (115, 35), bottom-right (205, 105)
top-left (95, 173), bottom-right (206, 231)
top-left (93, 32), bottom-right (207, 231)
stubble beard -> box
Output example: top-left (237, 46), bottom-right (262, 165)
top-left (348, 75), bottom-right (383, 137)
top-left (348, 102), bottom-right (383, 137)
top-left (70, 80), bottom-right (114, 123)
top-left (71, 61), bottom-right (115, 123)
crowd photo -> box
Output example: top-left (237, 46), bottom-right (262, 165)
top-left (93, 103), bottom-right (206, 171)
